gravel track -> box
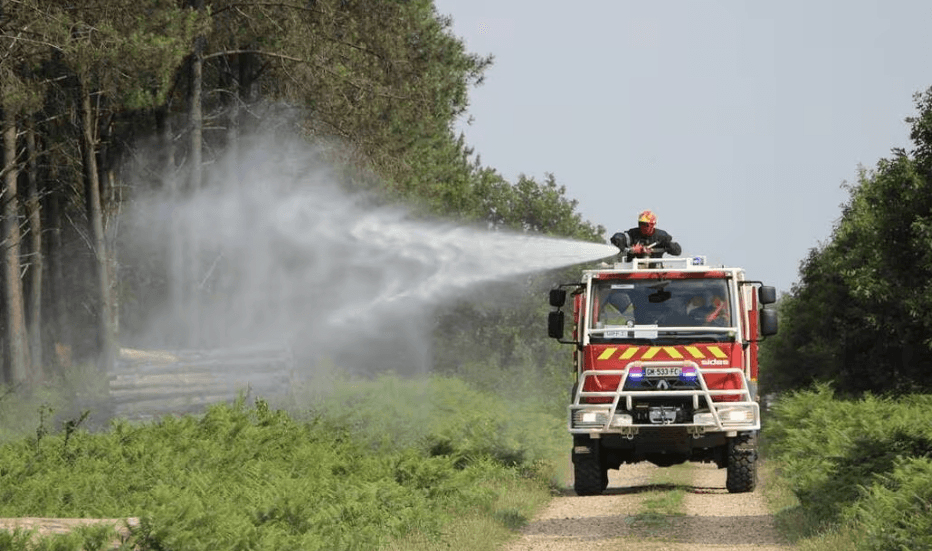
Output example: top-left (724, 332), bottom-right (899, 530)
top-left (505, 462), bottom-right (793, 551)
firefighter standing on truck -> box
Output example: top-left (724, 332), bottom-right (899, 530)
top-left (610, 210), bottom-right (682, 261)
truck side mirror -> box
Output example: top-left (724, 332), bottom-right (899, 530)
top-left (760, 308), bottom-right (778, 336)
top-left (758, 286), bottom-right (777, 305)
top-left (549, 289), bottom-right (567, 307)
top-left (548, 310), bottom-right (565, 339)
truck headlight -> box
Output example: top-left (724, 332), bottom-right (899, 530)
top-left (693, 412), bottom-right (715, 425)
top-left (610, 414), bottom-right (633, 427)
top-left (717, 406), bottom-right (755, 424)
top-left (572, 409), bottom-right (609, 428)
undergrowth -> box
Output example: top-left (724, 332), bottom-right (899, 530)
top-left (0, 362), bottom-right (108, 445)
top-left (763, 383), bottom-right (932, 551)
top-left (0, 373), bottom-right (565, 550)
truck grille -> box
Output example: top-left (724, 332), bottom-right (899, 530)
top-left (625, 378), bottom-right (700, 391)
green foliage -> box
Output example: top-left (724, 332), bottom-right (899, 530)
top-left (764, 386), bottom-right (932, 549)
top-left (0, 363), bottom-right (108, 445)
top-left (0, 0), bottom-right (51, 114)
top-left (854, 457), bottom-right (932, 551)
top-left (763, 86), bottom-right (932, 395)
top-left (20, 0), bottom-right (203, 110)
top-left (196, 0), bottom-right (602, 240)
top-left (432, 261), bottom-right (606, 422)
top-left (27, 524), bottom-right (120, 551)
top-left (0, 530), bottom-right (35, 551)
top-left (0, 375), bottom-right (565, 550)
top-left (304, 374), bottom-right (567, 475)
top-left (470, 171), bottom-right (605, 239)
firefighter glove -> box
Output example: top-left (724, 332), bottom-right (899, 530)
top-left (631, 243), bottom-right (646, 255)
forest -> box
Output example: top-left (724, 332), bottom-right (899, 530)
top-left (0, 0), bottom-right (603, 388)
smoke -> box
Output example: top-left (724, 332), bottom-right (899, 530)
top-left (119, 131), bottom-right (617, 375)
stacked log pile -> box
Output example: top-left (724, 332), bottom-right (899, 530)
top-left (110, 347), bottom-right (294, 419)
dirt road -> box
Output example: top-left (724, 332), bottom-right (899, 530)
top-left (505, 462), bottom-right (792, 551)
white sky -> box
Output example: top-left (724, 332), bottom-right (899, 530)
top-left (432, 0), bottom-right (932, 294)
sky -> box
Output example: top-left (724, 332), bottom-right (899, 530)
top-left (431, 0), bottom-right (932, 294)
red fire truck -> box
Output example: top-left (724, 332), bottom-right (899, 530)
top-left (547, 254), bottom-right (778, 495)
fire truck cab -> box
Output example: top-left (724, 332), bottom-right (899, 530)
top-left (548, 255), bottom-right (778, 495)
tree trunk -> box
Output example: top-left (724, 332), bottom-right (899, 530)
top-left (223, 54), bottom-right (239, 160)
top-left (189, 0), bottom-right (205, 196)
top-left (187, 2), bottom-right (205, 346)
top-left (1, 108), bottom-right (30, 385)
top-left (44, 162), bottom-right (70, 372)
top-left (97, 118), bottom-right (119, 340)
top-left (24, 117), bottom-right (42, 376)
top-left (79, 82), bottom-right (116, 373)
top-left (155, 107), bottom-right (184, 344)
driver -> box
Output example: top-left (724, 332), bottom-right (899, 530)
top-left (686, 295), bottom-right (706, 316)
top-left (610, 210), bottom-right (682, 261)
top-left (687, 294), bottom-right (729, 326)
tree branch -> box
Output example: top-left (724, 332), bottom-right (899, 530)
top-left (211, 2), bottom-right (326, 17)
top-left (204, 48), bottom-right (410, 101)
top-left (0, 33), bottom-right (65, 55)
top-left (203, 49), bottom-right (302, 63)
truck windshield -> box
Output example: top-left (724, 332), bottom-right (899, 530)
top-left (590, 278), bottom-right (732, 334)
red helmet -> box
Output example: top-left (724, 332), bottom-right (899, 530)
top-left (638, 210), bottom-right (657, 236)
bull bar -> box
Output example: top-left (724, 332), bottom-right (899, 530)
top-left (568, 360), bottom-right (760, 437)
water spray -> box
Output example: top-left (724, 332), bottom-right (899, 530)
top-left (114, 132), bottom-right (617, 416)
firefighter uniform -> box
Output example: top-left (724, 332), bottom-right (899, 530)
top-left (610, 227), bottom-right (681, 261)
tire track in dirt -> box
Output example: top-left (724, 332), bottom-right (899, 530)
top-left (667, 463), bottom-right (786, 549)
top-left (504, 463), bottom-right (657, 551)
top-left (505, 462), bottom-right (793, 551)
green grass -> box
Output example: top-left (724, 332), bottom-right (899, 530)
top-left (761, 459), bottom-right (861, 551)
top-left (385, 478), bottom-right (553, 551)
top-left (625, 464), bottom-right (689, 536)
top-left (0, 372), bottom-right (567, 550)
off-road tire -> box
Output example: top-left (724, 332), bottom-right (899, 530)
top-left (573, 437), bottom-right (608, 496)
top-left (726, 431), bottom-right (758, 493)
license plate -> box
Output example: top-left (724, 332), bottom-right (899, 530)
top-left (645, 367), bottom-right (682, 377)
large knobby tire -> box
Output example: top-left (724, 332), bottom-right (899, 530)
top-left (573, 437), bottom-right (608, 496)
top-left (726, 431), bottom-right (758, 493)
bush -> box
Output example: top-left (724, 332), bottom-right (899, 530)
top-left (0, 374), bottom-right (565, 550)
top-left (0, 362), bottom-right (109, 444)
top-left (764, 384), bottom-right (932, 548)
top-left (303, 374), bottom-right (568, 475)
top-left (854, 457), bottom-right (932, 551)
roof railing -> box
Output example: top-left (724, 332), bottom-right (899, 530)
top-left (609, 255), bottom-right (709, 271)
